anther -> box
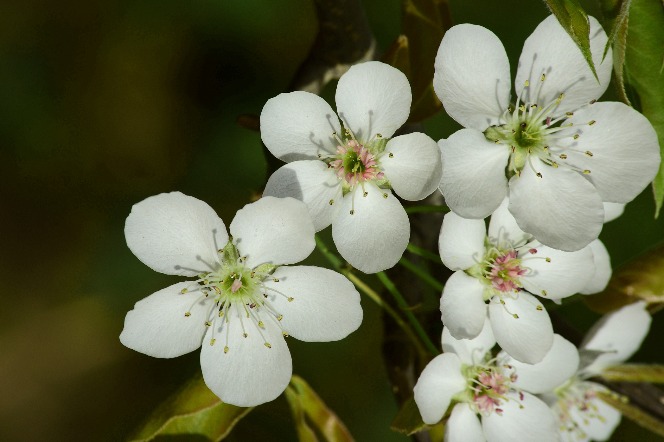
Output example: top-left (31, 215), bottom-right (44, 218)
top-left (180, 288), bottom-right (188, 294)
top-left (540, 74), bottom-right (545, 82)
top-left (388, 152), bottom-right (394, 158)
top-left (512, 314), bottom-right (519, 319)
top-left (376, 133), bottom-right (382, 138)
top-left (350, 210), bottom-right (354, 215)
top-left (536, 172), bottom-right (543, 178)
top-left (382, 193), bottom-right (388, 199)
top-left (224, 346), bottom-right (229, 354)
top-left (243, 333), bottom-right (248, 338)
top-left (329, 199), bottom-right (334, 205)
top-left (210, 338), bottom-right (216, 346)
top-left (524, 80), bottom-right (530, 87)
top-left (588, 120), bottom-right (596, 126)
top-left (566, 112), bottom-right (574, 117)
top-left (573, 134), bottom-right (580, 140)
top-left (205, 321), bottom-right (212, 327)
top-left (585, 151), bottom-right (593, 157)
top-left (363, 191), bottom-right (368, 197)
top-left (184, 312), bottom-right (191, 317)
top-left (541, 290), bottom-right (548, 297)
top-left (520, 122), bottom-right (527, 129)
top-left (277, 314), bottom-right (283, 321)
top-left (536, 305), bottom-right (543, 311)
top-left (264, 342), bottom-right (272, 349)
top-left (287, 297), bottom-right (294, 302)
top-left (545, 257), bottom-right (551, 263)
top-left (258, 321), bottom-right (265, 328)
top-left (583, 169), bottom-right (591, 174)
top-left (282, 332), bottom-right (289, 337)
top-left (559, 154), bottom-right (568, 160)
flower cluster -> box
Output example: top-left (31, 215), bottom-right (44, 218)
top-left (118, 9), bottom-right (660, 439)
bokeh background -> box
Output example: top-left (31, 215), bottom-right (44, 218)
top-left (1, 0), bottom-right (663, 440)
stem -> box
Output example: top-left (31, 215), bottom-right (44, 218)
top-left (398, 258), bottom-right (444, 292)
top-left (376, 272), bottom-right (440, 356)
top-left (314, 236), bottom-right (428, 356)
top-left (405, 205), bottom-right (449, 214)
top-left (406, 243), bottom-right (442, 264)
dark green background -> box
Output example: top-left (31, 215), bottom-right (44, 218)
top-left (1, 0), bottom-right (662, 440)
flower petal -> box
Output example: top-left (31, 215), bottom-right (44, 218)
top-left (335, 61), bottom-right (411, 140)
top-left (579, 239), bottom-right (612, 295)
top-left (488, 291), bottom-right (553, 364)
top-left (442, 317), bottom-right (496, 366)
top-left (504, 334), bottom-right (579, 394)
top-left (200, 314), bottom-right (292, 407)
top-left (508, 157), bottom-right (604, 251)
top-left (446, 404), bottom-right (484, 442)
top-left (413, 353), bottom-right (467, 425)
top-left (603, 202), bottom-right (625, 223)
top-left (125, 192), bottom-right (228, 277)
top-left (263, 160), bottom-right (343, 231)
top-left (120, 282), bottom-right (209, 358)
top-left (439, 211), bottom-right (486, 271)
top-left (332, 184), bottom-right (409, 273)
top-left (520, 243), bottom-right (594, 300)
top-left (260, 91), bottom-right (341, 161)
top-left (515, 15), bottom-right (612, 116)
top-left (439, 129), bottom-right (510, 219)
top-left (581, 301), bottom-right (651, 374)
top-left (488, 198), bottom-right (531, 248)
top-left (433, 24), bottom-right (511, 130)
top-left (561, 101), bottom-right (661, 203)
top-left (440, 271), bottom-right (488, 340)
top-left (381, 132), bottom-right (443, 201)
top-left (567, 385), bottom-right (621, 441)
top-left (230, 196), bottom-right (315, 269)
top-left (262, 266), bottom-right (362, 342)
top-left (482, 392), bottom-right (559, 442)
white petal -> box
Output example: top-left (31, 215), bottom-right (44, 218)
top-left (331, 184), bottom-right (409, 273)
top-left (488, 292), bottom-right (553, 364)
top-left (521, 243), bottom-right (594, 299)
top-left (482, 392), bottom-right (559, 442)
top-left (568, 387), bottom-right (621, 441)
top-left (561, 102), bottom-right (661, 203)
top-left (263, 160), bottom-right (343, 231)
top-left (120, 282), bottom-right (209, 358)
top-left (515, 15), bottom-right (612, 116)
top-left (381, 132), bottom-right (443, 201)
top-left (579, 239), bottom-right (612, 295)
top-left (603, 202), bottom-right (625, 223)
top-left (488, 198), bottom-right (531, 247)
top-left (200, 315), bottom-right (291, 407)
top-left (335, 61), bottom-right (411, 140)
top-left (439, 211), bottom-right (487, 271)
top-left (413, 353), bottom-right (467, 425)
top-left (262, 266), bottom-right (362, 342)
top-left (439, 129), bottom-right (510, 219)
top-left (581, 301), bottom-right (651, 374)
top-left (505, 334), bottom-right (579, 394)
top-left (260, 91), bottom-right (341, 161)
top-left (230, 197), bottom-right (315, 269)
top-left (442, 317), bottom-right (496, 365)
top-left (440, 271), bottom-right (488, 340)
top-left (508, 157), bottom-right (604, 251)
top-left (446, 404), bottom-right (484, 442)
top-left (433, 24), bottom-right (510, 130)
top-left (125, 192), bottom-right (228, 277)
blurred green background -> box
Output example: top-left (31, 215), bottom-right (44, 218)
top-left (1, 0), bottom-right (663, 440)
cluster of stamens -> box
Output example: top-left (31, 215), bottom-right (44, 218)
top-left (327, 127), bottom-right (385, 190)
top-left (178, 240), bottom-right (294, 354)
top-left (554, 381), bottom-right (608, 439)
top-left (462, 361), bottom-right (519, 415)
top-left (485, 249), bottom-right (527, 293)
top-left (484, 72), bottom-right (598, 179)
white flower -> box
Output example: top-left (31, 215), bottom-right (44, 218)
top-left (260, 61), bottom-right (443, 273)
top-left (413, 319), bottom-right (559, 442)
top-left (120, 192), bottom-right (363, 407)
top-left (439, 198), bottom-right (604, 363)
top-left (510, 302), bottom-right (651, 441)
top-left (434, 15), bottom-right (660, 252)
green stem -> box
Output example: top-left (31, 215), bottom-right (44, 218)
top-left (376, 272), bottom-right (440, 356)
top-left (314, 236), bottom-right (428, 356)
top-left (406, 243), bottom-right (442, 264)
top-left (405, 205), bottom-right (449, 214)
top-left (399, 258), bottom-right (444, 292)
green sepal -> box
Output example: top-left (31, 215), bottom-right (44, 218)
top-left (253, 262), bottom-right (278, 277)
top-left (544, 0), bottom-right (599, 81)
top-left (284, 375), bottom-right (354, 442)
top-left (129, 375), bottom-right (252, 441)
top-left (220, 238), bottom-right (239, 266)
top-left (597, 390), bottom-right (664, 437)
top-left (600, 364), bottom-right (664, 383)
top-left (391, 396), bottom-right (445, 440)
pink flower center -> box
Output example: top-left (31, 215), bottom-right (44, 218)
top-left (329, 140), bottom-right (384, 187)
top-left (488, 250), bottom-right (527, 292)
top-left (472, 370), bottom-right (515, 415)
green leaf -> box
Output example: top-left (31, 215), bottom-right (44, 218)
top-left (397, 0), bottom-right (451, 122)
top-left (284, 375), bottom-right (354, 442)
top-left (130, 375), bottom-right (252, 441)
top-left (620, 0), bottom-right (664, 216)
top-left (544, 0), bottom-right (598, 80)
top-left (390, 397), bottom-right (428, 435)
top-left (585, 242), bottom-right (664, 313)
top-left (599, 0), bottom-right (632, 104)
top-left (601, 364), bottom-right (664, 383)
top-left (598, 390), bottom-right (664, 437)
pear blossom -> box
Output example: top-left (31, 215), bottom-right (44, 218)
top-left (507, 302), bottom-right (651, 441)
top-left (120, 192), bottom-right (363, 407)
top-left (439, 198), bottom-right (603, 363)
top-left (413, 319), bottom-right (559, 442)
top-left (260, 61), bottom-right (443, 273)
top-left (434, 15), bottom-right (660, 251)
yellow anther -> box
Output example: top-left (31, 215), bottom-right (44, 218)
top-left (363, 191), bottom-right (368, 197)
top-left (264, 342), bottom-right (272, 349)
top-left (545, 257), bottom-right (551, 263)
top-left (180, 288), bottom-right (188, 294)
top-left (382, 193), bottom-right (388, 199)
top-left (329, 199), bottom-right (334, 205)
top-left (513, 314), bottom-right (519, 319)
top-left (184, 312), bottom-right (191, 317)
top-left (388, 152), bottom-right (394, 158)
top-left (585, 151), bottom-right (593, 157)
top-left (350, 210), bottom-right (354, 215)
top-left (583, 169), bottom-right (591, 174)
top-left (210, 338), bottom-right (216, 346)
top-left (559, 154), bottom-right (568, 160)
top-left (224, 346), bottom-right (229, 354)
top-left (589, 120), bottom-right (596, 125)
top-left (258, 321), bottom-right (265, 328)
top-left (205, 321), bottom-right (212, 327)
top-left (287, 297), bottom-right (294, 302)
top-left (277, 315), bottom-right (283, 321)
